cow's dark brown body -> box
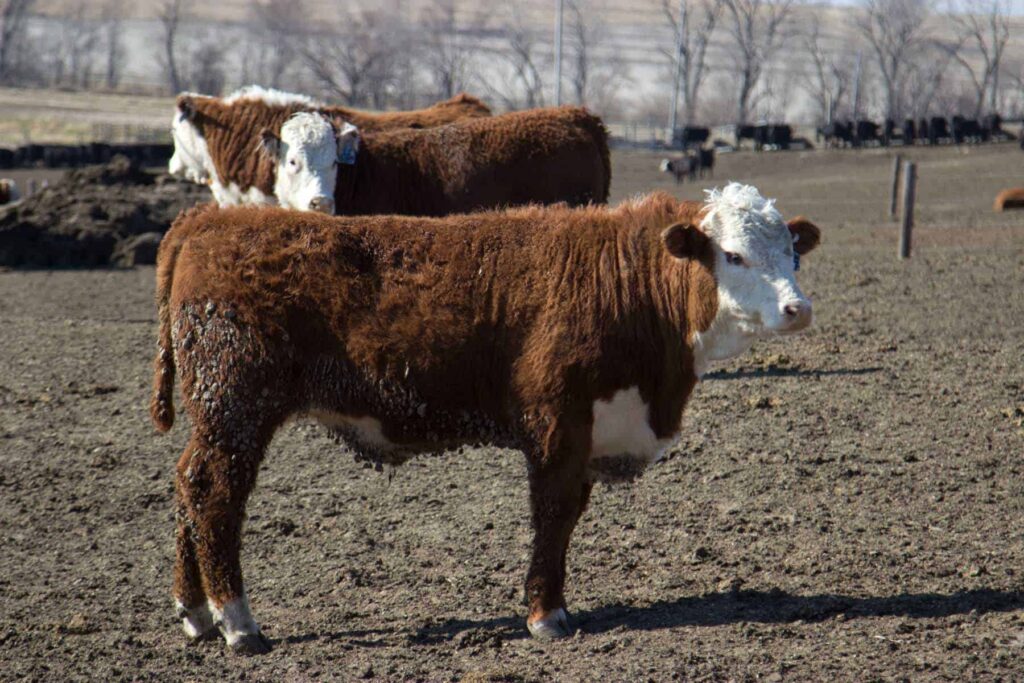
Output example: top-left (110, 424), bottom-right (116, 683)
top-left (333, 106), bottom-right (611, 216)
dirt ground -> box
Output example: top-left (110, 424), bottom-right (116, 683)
top-left (1, 144), bottom-right (1024, 682)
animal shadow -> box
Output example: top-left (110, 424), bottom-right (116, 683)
top-left (410, 588), bottom-right (1024, 643)
top-left (576, 588), bottom-right (1024, 634)
top-left (705, 366), bottom-right (883, 381)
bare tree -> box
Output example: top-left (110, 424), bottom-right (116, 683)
top-left (101, 0), bottom-right (125, 89)
top-left (190, 39), bottom-right (226, 95)
top-left (0, 0), bottom-right (34, 83)
top-left (722, 0), bottom-right (797, 126)
top-left (564, 0), bottom-right (630, 112)
top-left (856, 0), bottom-right (930, 122)
top-left (419, 0), bottom-right (484, 100)
top-left (942, 0), bottom-right (1010, 117)
top-left (664, 0), bottom-right (724, 129)
top-left (301, 8), bottom-right (405, 107)
top-left (49, 2), bottom-right (99, 89)
top-left (67, 2), bottom-right (98, 88)
top-left (247, 0), bottom-right (305, 89)
top-left (484, 5), bottom-right (547, 109)
top-left (158, 0), bottom-right (187, 94)
top-left (909, 45), bottom-right (968, 117)
top-left (800, 12), bottom-right (857, 125)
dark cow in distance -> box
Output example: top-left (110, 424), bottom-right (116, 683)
top-left (151, 184), bottom-right (821, 653)
top-left (660, 148), bottom-right (714, 184)
top-left (660, 155), bottom-right (698, 183)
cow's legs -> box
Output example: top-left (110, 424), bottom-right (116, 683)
top-left (173, 440), bottom-right (215, 640)
top-left (524, 424), bottom-right (593, 640)
top-left (176, 431), bottom-right (271, 654)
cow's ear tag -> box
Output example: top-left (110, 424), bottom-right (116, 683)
top-left (792, 234), bottom-right (801, 271)
top-left (339, 139), bottom-right (358, 165)
top-left (337, 122), bottom-right (360, 166)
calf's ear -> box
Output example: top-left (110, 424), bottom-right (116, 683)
top-left (787, 216), bottom-right (821, 255)
top-left (661, 222), bottom-right (709, 259)
top-left (259, 128), bottom-right (281, 161)
top-left (176, 95), bottom-right (196, 122)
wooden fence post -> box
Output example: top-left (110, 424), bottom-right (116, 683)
top-left (889, 154), bottom-right (902, 220)
top-left (899, 161), bottom-right (916, 259)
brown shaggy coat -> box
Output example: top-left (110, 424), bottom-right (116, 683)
top-left (994, 187), bottom-right (1024, 211)
top-left (331, 106), bottom-right (611, 215)
top-left (177, 92), bottom-right (491, 198)
top-left (151, 193), bottom-right (714, 640)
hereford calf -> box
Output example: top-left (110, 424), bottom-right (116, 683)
top-left (167, 85), bottom-right (491, 206)
top-left (261, 106), bottom-right (610, 215)
top-left (151, 184), bottom-right (820, 653)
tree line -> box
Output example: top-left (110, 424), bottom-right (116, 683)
top-left (0, 0), bottom-right (1019, 129)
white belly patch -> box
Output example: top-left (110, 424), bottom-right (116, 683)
top-left (309, 411), bottom-right (397, 451)
top-left (590, 387), bottom-right (675, 475)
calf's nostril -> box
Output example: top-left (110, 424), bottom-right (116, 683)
top-left (783, 304), bottom-right (799, 317)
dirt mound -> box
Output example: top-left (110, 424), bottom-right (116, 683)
top-left (0, 155), bottom-right (210, 267)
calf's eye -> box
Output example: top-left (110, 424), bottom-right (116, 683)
top-left (725, 251), bottom-right (744, 266)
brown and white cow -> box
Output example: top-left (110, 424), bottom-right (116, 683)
top-left (260, 106), bottom-right (611, 215)
top-left (151, 184), bottom-right (821, 653)
top-left (168, 85), bottom-right (491, 207)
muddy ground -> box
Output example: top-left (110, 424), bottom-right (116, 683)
top-left (1, 144), bottom-right (1024, 682)
top-left (0, 159), bottom-right (207, 268)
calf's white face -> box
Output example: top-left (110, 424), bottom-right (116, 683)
top-left (168, 97), bottom-right (213, 185)
top-left (261, 112), bottom-right (360, 214)
top-left (691, 183), bottom-right (821, 368)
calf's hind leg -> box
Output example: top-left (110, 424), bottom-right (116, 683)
top-left (173, 440), bottom-right (215, 640)
top-left (176, 428), bottom-right (273, 654)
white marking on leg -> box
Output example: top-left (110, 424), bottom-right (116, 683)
top-left (208, 593), bottom-right (261, 646)
top-left (527, 607), bottom-right (572, 640)
top-left (175, 598), bottom-right (216, 639)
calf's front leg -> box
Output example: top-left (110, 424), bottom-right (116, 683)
top-left (523, 419), bottom-right (593, 640)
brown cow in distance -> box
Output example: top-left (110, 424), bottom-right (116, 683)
top-left (260, 106), bottom-right (611, 214)
top-left (151, 184), bottom-right (821, 654)
top-left (168, 85), bottom-right (491, 206)
top-left (994, 188), bottom-right (1024, 211)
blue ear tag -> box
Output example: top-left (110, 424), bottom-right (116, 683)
top-left (339, 141), bottom-right (357, 166)
top-left (793, 252), bottom-right (801, 271)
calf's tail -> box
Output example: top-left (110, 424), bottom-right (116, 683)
top-left (150, 207), bottom-right (204, 431)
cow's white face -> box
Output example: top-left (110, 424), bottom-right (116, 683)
top-left (687, 183), bottom-right (821, 370)
top-left (261, 112), bottom-right (360, 214)
top-left (168, 98), bottom-right (213, 185)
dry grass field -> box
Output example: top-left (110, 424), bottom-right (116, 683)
top-left (1, 143), bottom-right (1023, 681)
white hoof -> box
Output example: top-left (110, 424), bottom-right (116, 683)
top-left (209, 594), bottom-right (264, 650)
top-left (527, 608), bottom-right (573, 640)
top-left (175, 599), bottom-right (216, 640)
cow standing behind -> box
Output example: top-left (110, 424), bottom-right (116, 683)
top-left (151, 184), bottom-right (820, 653)
top-left (660, 148), bottom-right (714, 184)
top-left (260, 107), bottom-right (611, 215)
top-left (0, 179), bottom-right (19, 205)
top-left (168, 86), bottom-right (491, 207)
